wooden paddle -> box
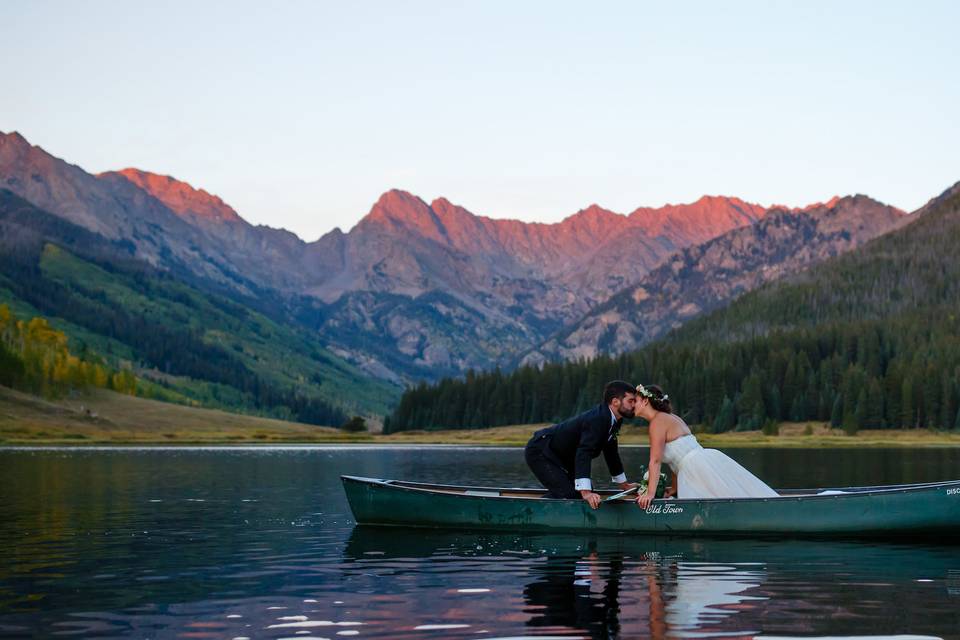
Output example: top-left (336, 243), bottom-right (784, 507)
top-left (603, 486), bottom-right (639, 502)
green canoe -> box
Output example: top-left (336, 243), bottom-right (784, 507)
top-left (342, 475), bottom-right (960, 538)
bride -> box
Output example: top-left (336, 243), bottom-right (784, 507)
top-left (635, 383), bottom-right (778, 509)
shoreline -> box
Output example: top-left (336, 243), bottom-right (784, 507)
top-left (4, 427), bottom-right (960, 449)
top-left (3, 387), bottom-right (960, 448)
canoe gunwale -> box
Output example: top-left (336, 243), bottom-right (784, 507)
top-left (342, 474), bottom-right (960, 504)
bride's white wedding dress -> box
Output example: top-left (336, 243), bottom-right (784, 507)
top-left (663, 434), bottom-right (778, 498)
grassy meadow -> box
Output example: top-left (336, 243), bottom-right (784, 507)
top-left (3, 385), bottom-right (960, 447)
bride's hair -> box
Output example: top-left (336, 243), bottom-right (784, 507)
top-left (643, 384), bottom-right (673, 414)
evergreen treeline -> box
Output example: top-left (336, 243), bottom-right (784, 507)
top-left (386, 315), bottom-right (960, 433)
top-left (386, 185), bottom-right (960, 434)
top-left (0, 304), bottom-right (136, 397)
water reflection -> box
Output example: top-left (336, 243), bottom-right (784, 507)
top-left (344, 528), bottom-right (956, 639)
top-left (523, 550), bottom-right (625, 638)
top-left (1, 447), bottom-right (959, 638)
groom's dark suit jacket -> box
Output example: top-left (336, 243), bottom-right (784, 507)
top-left (533, 403), bottom-right (625, 482)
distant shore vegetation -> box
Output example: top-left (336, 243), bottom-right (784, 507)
top-left (0, 304), bottom-right (136, 398)
top-left (386, 318), bottom-right (960, 436)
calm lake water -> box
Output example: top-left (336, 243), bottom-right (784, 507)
top-left (1, 445), bottom-right (959, 639)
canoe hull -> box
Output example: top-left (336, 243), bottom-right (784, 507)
top-left (342, 475), bottom-right (960, 538)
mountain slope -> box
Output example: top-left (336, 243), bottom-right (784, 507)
top-left (670, 181), bottom-right (960, 344)
top-left (386, 180), bottom-right (960, 432)
top-left (0, 132), bottom-right (307, 295)
top-left (0, 189), bottom-right (398, 418)
top-left (524, 195), bottom-right (907, 364)
top-left (298, 190), bottom-right (773, 378)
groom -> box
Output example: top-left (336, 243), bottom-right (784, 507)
top-left (525, 380), bottom-right (637, 509)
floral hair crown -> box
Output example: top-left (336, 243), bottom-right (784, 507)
top-left (636, 384), bottom-right (668, 402)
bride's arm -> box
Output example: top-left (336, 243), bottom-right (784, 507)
top-left (638, 420), bottom-right (667, 509)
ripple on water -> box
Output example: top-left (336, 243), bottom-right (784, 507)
top-left (3, 447), bottom-right (960, 639)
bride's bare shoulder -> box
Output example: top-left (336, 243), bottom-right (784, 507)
top-left (660, 413), bottom-right (691, 439)
top-left (652, 411), bottom-right (682, 425)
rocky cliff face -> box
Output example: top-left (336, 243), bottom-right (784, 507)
top-left (522, 196), bottom-right (907, 365)
top-left (297, 189), bottom-right (773, 378)
top-left (109, 168), bottom-right (243, 223)
top-left (105, 168), bottom-right (307, 291)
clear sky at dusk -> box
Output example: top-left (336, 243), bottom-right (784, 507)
top-left (2, 1), bottom-right (958, 241)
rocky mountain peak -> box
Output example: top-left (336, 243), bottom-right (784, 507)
top-left (576, 203), bottom-right (618, 218)
top-left (429, 196), bottom-right (478, 225)
top-left (912, 180), bottom-right (960, 218)
top-left (0, 130), bottom-right (66, 171)
top-left (554, 205), bottom-right (624, 244)
top-left (807, 194), bottom-right (906, 236)
top-left (357, 189), bottom-right (450, 244)
top-left (0, 130), bottom-right (31, 151)
top-left (107, 168), bottom-right (242, 223)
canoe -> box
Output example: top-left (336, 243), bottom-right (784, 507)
top-left (341, 475), bottom-right (960, 538)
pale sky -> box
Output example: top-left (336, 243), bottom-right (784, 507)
top-left (2, 1), bottom-right (958, 241)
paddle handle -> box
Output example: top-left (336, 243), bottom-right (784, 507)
top-left (603, 486), bottom-right (639, 502)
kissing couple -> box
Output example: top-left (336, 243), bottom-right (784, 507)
top-left (524, 380), bottom-right (778, 509)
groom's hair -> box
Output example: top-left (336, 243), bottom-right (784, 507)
top-left (603, 380), bottom-right (636, 405)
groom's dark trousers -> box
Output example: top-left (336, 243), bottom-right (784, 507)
top-left (524, 403), bottom-right (625, 499)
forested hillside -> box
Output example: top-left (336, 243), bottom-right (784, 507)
top-left (386, 182), bottom-right (960, 434)
top-left (0, 189), bottom-right (396, 422)
top-left (0, 304), bottom-right (136, 397)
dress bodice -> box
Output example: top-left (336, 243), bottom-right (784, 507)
top-left (662, 434), bottom-right (703, 473)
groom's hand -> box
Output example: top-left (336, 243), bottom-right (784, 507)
top-left (580, 490), bottom-right (602, 509)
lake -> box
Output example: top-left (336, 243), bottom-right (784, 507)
top-left (1, 445), bottom-right (959, 639)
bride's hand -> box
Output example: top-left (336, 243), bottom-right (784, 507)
top-left (636, 493), bottom-right (655, 510)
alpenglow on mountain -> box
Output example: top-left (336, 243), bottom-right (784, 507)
top-left (0, 130), bottom-right (909, 386)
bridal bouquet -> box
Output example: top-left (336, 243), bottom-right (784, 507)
top-left (638, 466), bottom-right (669, 499)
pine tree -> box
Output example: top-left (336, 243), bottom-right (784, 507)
top-left (737, 373), bottom-right (764, 421)
top-left (830, 394), bottom-right (843, 428)
top-left (712, 396), bottom-right (736, 433)
top-left (789, 394), bottom-right (805, 422)
top-left (900, 377), bottom-right (915, 428)
top-left (922, 364), bottom-right (940, 429)
top-left (845, 388), bottom-right (867, 435)
top-left (865, 378), bottom-right (885, 429)
top-left (939, 377), bottom-right (956, 431)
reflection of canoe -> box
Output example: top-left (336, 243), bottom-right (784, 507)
top-left (343, 526), bottom-right (957, 570)
top-left (341, 475), bottom-right (960, 537)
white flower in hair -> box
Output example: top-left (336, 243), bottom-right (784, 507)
top-left (636, 384), bottom-right (654, 399)
top-left (637, 384), bottom-right (669, 402)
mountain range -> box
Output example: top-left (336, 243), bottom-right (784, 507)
top-left (387, 179), bottom-right (960, 432)
top-left (0, 129), bottom-right (924, 415)
top-left (522, 195), bottom-right (907, 365)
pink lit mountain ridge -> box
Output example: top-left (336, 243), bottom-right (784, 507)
top-left (0, 130), bottom-right (910, 383)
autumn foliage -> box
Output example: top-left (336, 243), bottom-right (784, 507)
top-left (0, 304), bottom-right (136, 397)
